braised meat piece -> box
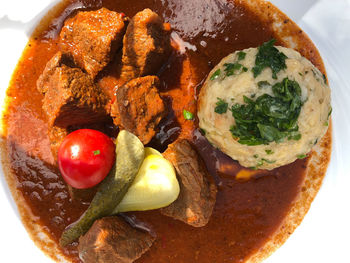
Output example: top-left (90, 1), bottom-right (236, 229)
top-left (42, 65), bottom-right (108, 128)
top-left (161, 139), bottom-right (217, 227)
top-left (37, 52), bottom-right (73, 94)
top-left (78, 216), bottom-right (155, 263)
top-left (121, 8), bottom-right (171, 80)
top-left (110, 76), bottom-right (167, 144)
top-left (60, 8), bottom-right (127, 78)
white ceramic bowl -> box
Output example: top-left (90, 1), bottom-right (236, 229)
top-left (0, 0), bottom-right (349, 262)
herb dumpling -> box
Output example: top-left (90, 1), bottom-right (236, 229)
top-left (198, 40), bottom-right (331, 170)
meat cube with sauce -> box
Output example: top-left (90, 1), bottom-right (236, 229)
top-left (60, 8), bottom-right (128, 78)
top-left (110, 76), bottom-right (167, 144)
top-left (121, 8), bottom-right (171, 80)
top-left (161, 139), bottom-right (217, 227)
top-left (37, 52), bottom-right (73, 94)
top-left (78, 216), bottom-right (155, 263)
top-left (41, 65), bottom-right (108, 128)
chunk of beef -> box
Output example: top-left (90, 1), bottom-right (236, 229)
top-left (42, 65), bottom-right (108, 128)
top-left (78, 216), bottom-right (155, 263)
top-left (110, 76), bottom-right (167, 144)
top-left (161, 139), bottom-right (217, 227)
top-left (121, 9), bottom-right (171, 80)
top-left (60, 8), bottom-right (127, 78)
top-left (37, 52), bottom-right (73, 94)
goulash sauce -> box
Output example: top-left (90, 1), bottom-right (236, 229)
top-left (2, 0), bottom-right (326, 262)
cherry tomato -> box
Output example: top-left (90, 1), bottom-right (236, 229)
top-left (58, 129), bottom-right (115, 189)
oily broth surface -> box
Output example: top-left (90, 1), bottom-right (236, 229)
top-left (1, 0), bottom-right (330, 262)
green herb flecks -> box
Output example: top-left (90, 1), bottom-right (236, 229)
top-left (183, 110), bottom-right (194, 120)
top-left (253, 158), bottom-right (276, 169)
top-left (328, 107), bottom-right (332, 117)
top-left (288, 132), bottom-right (301, 141)
top-left (230, 78), bottom-right (302, 146)
top-left (258, 81), bottom-right (270, 89)
top-left (265, 149), bottom-right (274, 155)
top-left (261, 158), bottom-right (276, 164)
top-left (252, 39), bottom-right (287, 79)
top-left (223, 61), bottom-right (249, 77)
top-left (297, 154), bottom-right (307, 159)
top-left (237, 51), bottom-right (246, 61)
top-left (215, 51), bottom-right (247, 80)
top-left (215, 98), bottom-right (228, 114)
top-left (224, 62), bottom-right (243, 76)
top-left (210, 69), bottom-right (221, 80)
top-left (93, 150), bottom-right (101, 156)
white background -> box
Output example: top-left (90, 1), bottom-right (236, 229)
top-left (0, 0), bottom-right (349, 262)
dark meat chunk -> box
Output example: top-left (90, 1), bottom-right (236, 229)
top-left (78, 216), bottom-right (155, 263)
top-left (121, 8), bottom-right (171, 80)
top-left (161, 139), bottom-right (217, 227)
top-left (60, 8), bottom-right (127, 78)
top-left (110, 76), bottom-right (167, 144)
top-left (42, 65), bottom-right (108, 128)
top-left (37, 52), bottom-right (73, 94)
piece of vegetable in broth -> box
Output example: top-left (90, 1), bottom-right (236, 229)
top-left (115, 149), bottom-right (179, 213)
top-left (144, 147), bottom-right (162, 157)
top-left (60, 130), bottom-right (145, 246)
top-left (58, 129), bottom-right (115, 189)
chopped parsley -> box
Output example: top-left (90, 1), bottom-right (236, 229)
top-left (297, 154), bottom-right (307, 159)
top-left (183, 109), bottom-right (194, 120)
top-left (224, 62), bottom-right (243, 76)
top-left (256, 159), bottom-right (264, 167)
top-left (93, 150), bottom-right (101, 156)
top-left (237, 51), bottom-right (246, 61)
top-left (289, 132), bottom-right (301, 141)
top-left (200, 128), bottom-right (206, 135)
top-left (252, 158), bottom-right (276, 169)
top-left (261, 158), bottom-right (276, 164)
top-left (211, 51), bottom-right (247, 81)
top-left (229, 78), bottom-right (303, 146)
top-left (252, 39), bottom-right (287, 79)
top-left (258, 81), bottom-right (270, 89)
top-left (265, 149), bottom-right (274, 155)
top-left (214, 98), bottom-right (228, 114)
top-left (328, 107), bottom-right (332, 117)
top-left (210, 69), bottom-right (221, 80)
